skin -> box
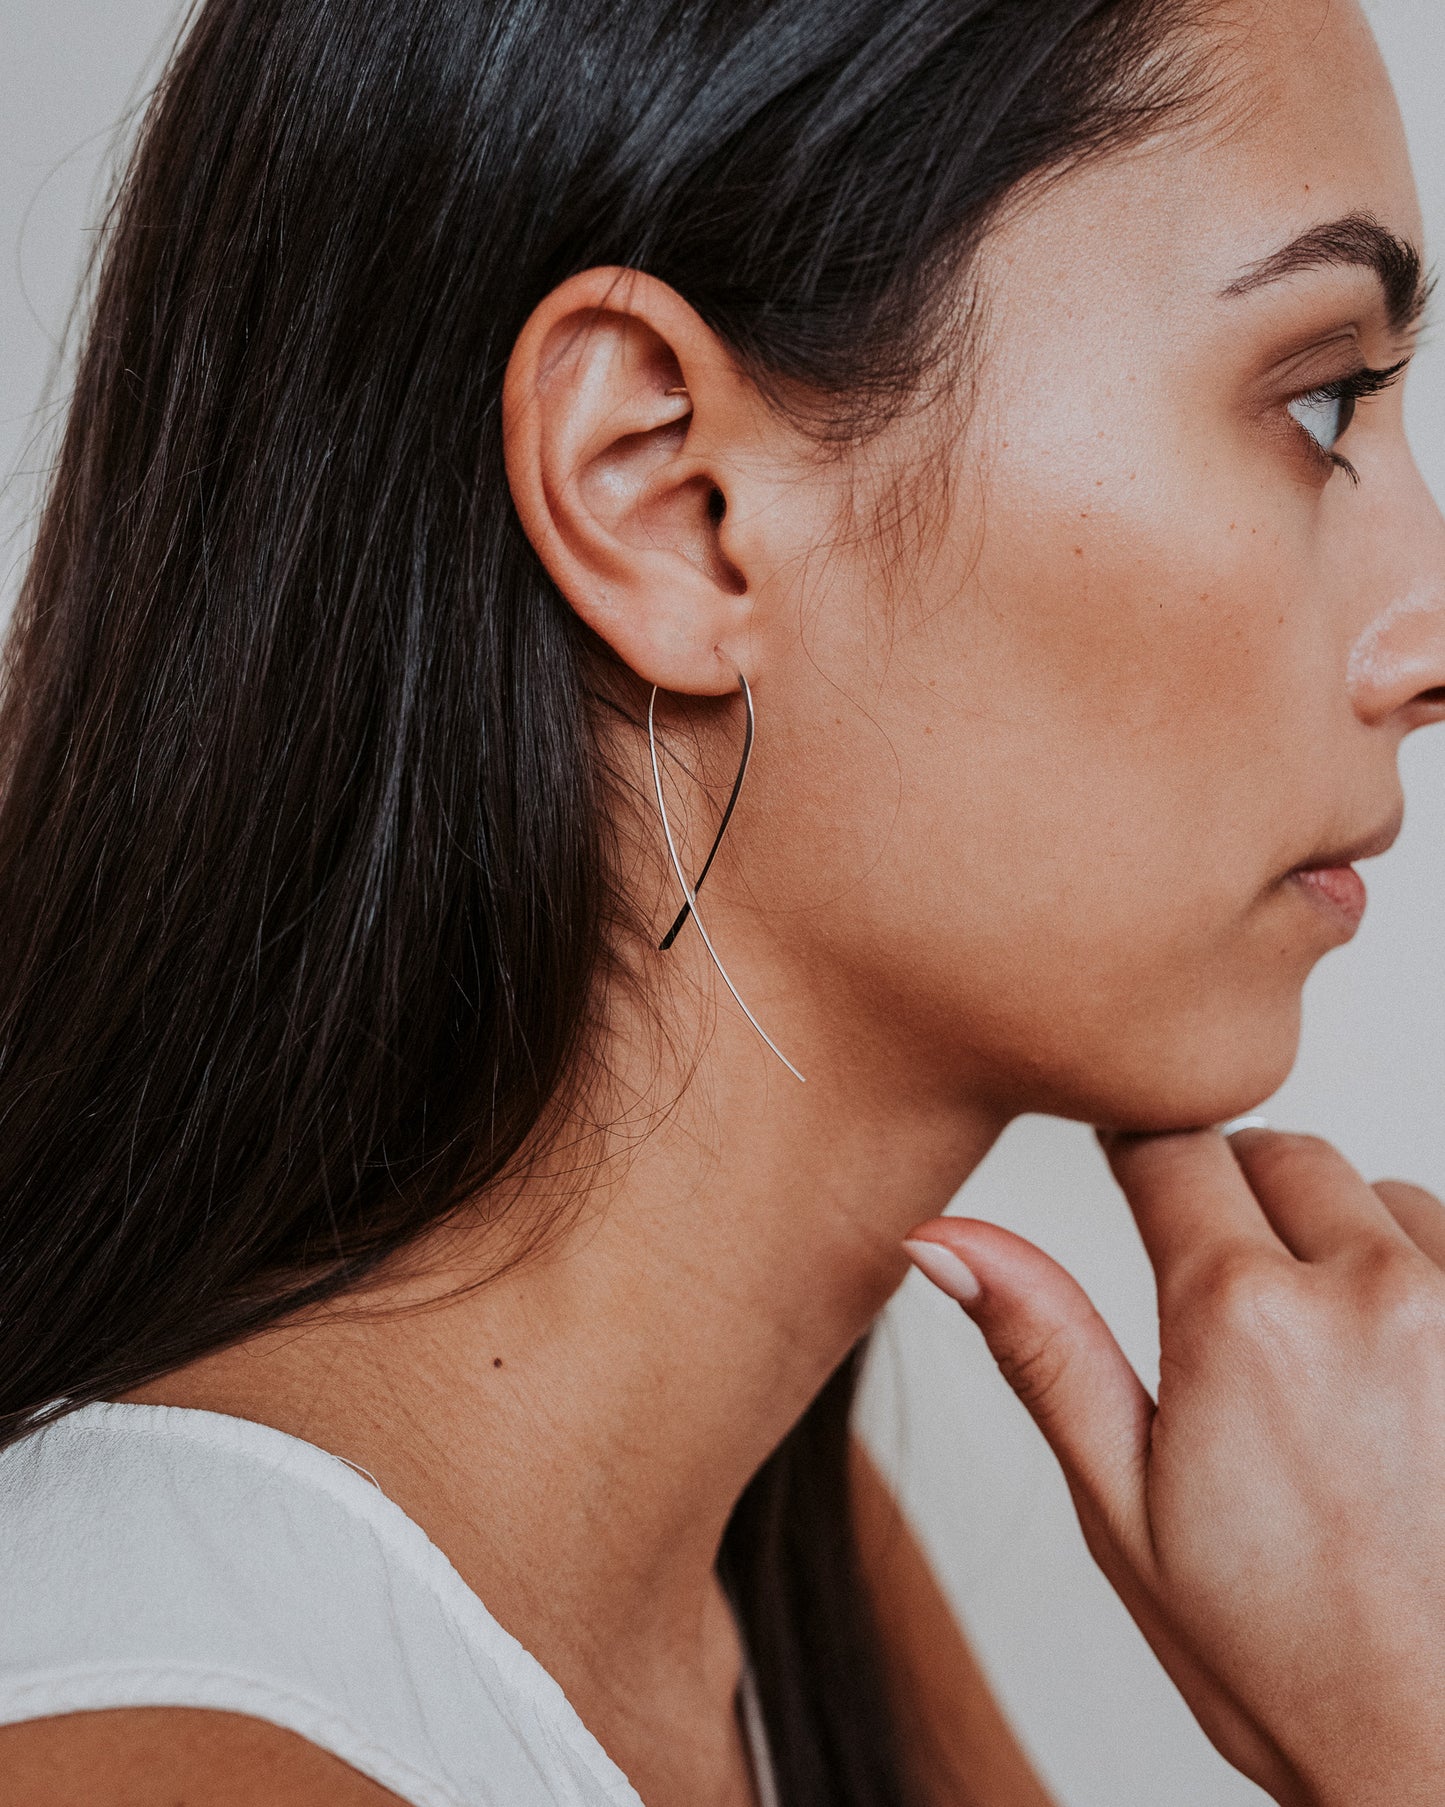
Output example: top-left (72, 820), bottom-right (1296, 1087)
top-left (7, 0), bottom-right (1445, 1802)
top-left (910, 1136), bottom-right (1445, 1807)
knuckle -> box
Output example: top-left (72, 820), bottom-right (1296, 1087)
top-left (1182, 1244), bottom-right (1281, 1328)
top-left (1169, 1246), bottom-right (1322, 1363)
top-left (1377, 1178), bottom-right (1444, 1211)
top-left (994, 1322), bottom-right (1072, 1418)
top-left (1349, 1241), bottom-right (1441, 1329)
top-left (1239, 1129), bottom-right (1334, 1179)
top-left (1172, 1235), bottom-right (1445, 1375)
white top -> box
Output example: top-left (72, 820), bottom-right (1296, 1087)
top-left (0, 1402), bottom-right (780, 1807)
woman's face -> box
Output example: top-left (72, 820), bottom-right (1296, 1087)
top-left (732, 0), bottom-right (1445, 1130)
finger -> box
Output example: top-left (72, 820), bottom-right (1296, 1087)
top-left (1375, 1179), bottom-right (1445, 1268)
top-left (1101, 1129), bottom-right (1286, 1291)
top-left (902, 1222), bottom-right (1293, 1793)
top-left (904, 1218), bottom-right (1153, 1564)
top-left (1224, 1129), bottom-right (1415, 1260)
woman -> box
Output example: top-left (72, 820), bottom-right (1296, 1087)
top-left (1, 0), bottom-right (1443, 1801)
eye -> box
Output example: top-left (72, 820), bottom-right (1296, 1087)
top-left (1283, 359), bottom-right (1409, 481)
top-left (1287, 387), bottom-right (1355, 455)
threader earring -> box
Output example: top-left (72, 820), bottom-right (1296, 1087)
top-left (648, 675), bottom-right (806, 1083)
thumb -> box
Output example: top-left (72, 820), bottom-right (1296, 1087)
top-left (904, 1218), bottom-right (1154, 1554)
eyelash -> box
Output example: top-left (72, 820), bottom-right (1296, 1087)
top-left (1290, 357), bottom-right (1410, 485)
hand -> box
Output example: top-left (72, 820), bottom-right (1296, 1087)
top-left (904, 1129), bottom-right (1445, 1807)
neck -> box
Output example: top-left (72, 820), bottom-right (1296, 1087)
top-left (127, 970), bottom-right (1004, 1788)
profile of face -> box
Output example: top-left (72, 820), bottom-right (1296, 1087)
top-left (505, 0), bottom-right (1445, 1136)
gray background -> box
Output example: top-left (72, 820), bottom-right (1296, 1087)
top-left (2, 4), bottom-right (1442, 1802)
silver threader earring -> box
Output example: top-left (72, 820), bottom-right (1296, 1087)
top-left (648, 676), bottom-right (806, 1084)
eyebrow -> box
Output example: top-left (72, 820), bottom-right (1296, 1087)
top-left (1221, 212), bottom-right (1434, 332)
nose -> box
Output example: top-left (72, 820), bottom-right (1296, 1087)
top-left (1348, 468), bottom-right (1445, 732)
top-left (1348, 588), bottom-right (1445, 729)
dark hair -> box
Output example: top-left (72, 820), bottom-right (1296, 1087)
top-left (0, 1), bottom-right (1210, 1798)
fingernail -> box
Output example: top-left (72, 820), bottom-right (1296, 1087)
top-left (903, 1238), bottom-right (982, 1306)
top-left (1220, 1115), bottom-right (1271, 1138)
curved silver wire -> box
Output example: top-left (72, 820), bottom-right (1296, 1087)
top-left (657, 670), bottom-right (753, 950)
top-left (648, 679), bottom-right (806, 1084)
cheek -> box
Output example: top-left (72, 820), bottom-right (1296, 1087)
top-left (778, 441), bottom-right (1342, 1120)
top-left (930, 434), bottom-right (1332, 894)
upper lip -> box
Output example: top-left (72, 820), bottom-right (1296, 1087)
top-left (1293, 803), bottom-right (1405, 874)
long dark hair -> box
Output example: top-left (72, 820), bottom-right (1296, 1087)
top-left (0, 1), bottom-right (1210, 1798)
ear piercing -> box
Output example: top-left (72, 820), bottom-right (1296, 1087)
top-left (648, 677), bottom-right (806, 1083)
top-left (656, 680), bottom-right (752, 952)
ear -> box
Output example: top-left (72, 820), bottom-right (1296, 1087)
top-left (502, 266), bottom-right (767, 696)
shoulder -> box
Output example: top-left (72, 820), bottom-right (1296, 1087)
top-left (0, 1709), bottom-right (409, 1806)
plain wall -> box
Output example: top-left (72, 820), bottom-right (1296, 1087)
top-left (2, 5), bottom-right (1442, 1803)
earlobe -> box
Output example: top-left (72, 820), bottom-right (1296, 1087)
top-left (502, 267), bottom-right (757, 697)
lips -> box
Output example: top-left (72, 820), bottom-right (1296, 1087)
top-left (1292, 863), bottom-right (1368, 928)
top-left (1285, 804), bottom-right (1403, 935)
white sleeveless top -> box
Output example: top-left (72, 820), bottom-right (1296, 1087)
top-left (0, 1402), bottom-right (780, 1807)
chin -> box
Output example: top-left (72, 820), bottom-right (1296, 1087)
top-left (1046, 996), bottom-right (1303, 1137)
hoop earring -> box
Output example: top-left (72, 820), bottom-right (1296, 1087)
top-left (648, 676), bottom-right (806, 1084)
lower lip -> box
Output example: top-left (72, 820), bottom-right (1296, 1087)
top-left (1291, 864), bottom-right (1367, 932)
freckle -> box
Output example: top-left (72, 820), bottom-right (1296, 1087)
top-left (1095, 479), bottom-right (1104, 487)
top-left (925, 725), bottom-right (933, 735)
top-left (1199, 592), bottom-right (1210, 602)
top-left (493, 1357), bottom-right (503, 1369)
top-left (1073, 546), bottom-right (1084, 556)
top-left (1128, 472), bottom-right (1137, 481)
